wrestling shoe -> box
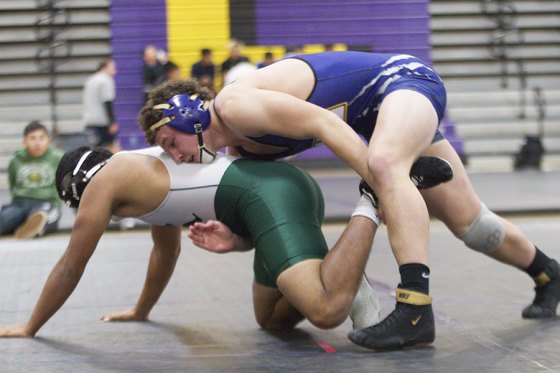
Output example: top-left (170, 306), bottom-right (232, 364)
top-left (358, 155), bottom-right (454, 204)
top-left (359, 179), bottom-right (378, 207)
top-left (410, 156), bottom-right (454, 189)
top-left (522, 259), bottom-right (560, 318)
top-left (348, 287), bottom-right (435, 351)
top-left (358, 155), bottom-right (453, 208)
top-left (14, 210), bottom-right (47, 239)
top-left (350, 274), bottom-right (381, 329)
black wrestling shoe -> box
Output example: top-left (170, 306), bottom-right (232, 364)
top-left (358, 155), bottom-right (453, 205)
top-left (410, 156), bottom-right (454, 189)
top-left (348, 287), bottom-right (435, 351)
top-left (359, 179), bottom-right (379, 207)
top-left (522, 260), bottom-right (560, 319)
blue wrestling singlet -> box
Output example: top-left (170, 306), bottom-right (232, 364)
top-left (235, 51), bottom-right (447, 160)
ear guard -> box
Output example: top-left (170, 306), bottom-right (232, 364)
top-left (149, 94), bottom-right (211, 135)
top-left (60, 151), bottom-right (107, 208)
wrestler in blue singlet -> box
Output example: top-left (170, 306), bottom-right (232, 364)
top-left (235, 51), bottom-right (447, 160)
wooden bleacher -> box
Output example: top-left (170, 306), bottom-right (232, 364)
top-left (0, 0), bottom-right (111, 185)
top-left (431, 0), bottom-right (560, 171)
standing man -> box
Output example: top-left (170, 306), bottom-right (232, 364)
top-left (83, 58), bottom-right (119, 153)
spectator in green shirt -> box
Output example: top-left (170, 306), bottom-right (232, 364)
top-left (0, 121), bottom-right (63, 239)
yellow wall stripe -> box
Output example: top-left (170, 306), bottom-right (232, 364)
top-left (166, 1), bottom-right (346, 88)
top-left (166, 0), bottom-right (230, 83)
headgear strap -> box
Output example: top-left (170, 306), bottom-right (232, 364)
top-left (61, 151), bottom-right (108, 208)
top-left (73, 150), bottom-right (92, 174)
top-left (194, 123), bottom-right (216, 164)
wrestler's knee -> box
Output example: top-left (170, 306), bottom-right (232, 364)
top-left (455, 204), bottom-right (505, 254)
top-left (256, 315), bottom-right (302, 331)
top-left (366, 150), bottom-right (403, 188)
top-left (256, 304), bottom-right (347, 331)
top-left (305, 302), bottom-right (349, 330)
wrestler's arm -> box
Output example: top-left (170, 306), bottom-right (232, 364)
top-left (215, 85), bottom-right (372, 184)
top-left (101, 225), bottom-right (182, 322)
top-left (226, 146), bottom-right (241, 156)
top-left (0, 180), bottom-right (114, 338)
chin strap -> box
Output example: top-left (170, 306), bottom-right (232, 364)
top-left (195, 123), bottom-right (216, 164)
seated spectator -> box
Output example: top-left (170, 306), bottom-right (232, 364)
top-left (156, 49), bottom-right (181, 82)
top-left (0, 121), bottom-right (63, 239)
top-left (164, 61), bottom-right (181, 81)
top-left (220, 39), bottom-right (250, 87)
top-left (142, 45), bottom-right (166, 102)
top-left (197, 74), bottom-right (215, 94)
top-left (284, 45), bottom-right (304, 58)
top-left (256, 52), bottom-right (275, 69)
top-left (191, 48), bottom-right (215, 91)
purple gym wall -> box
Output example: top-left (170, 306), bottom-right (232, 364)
top-left (254, 0), bottom-right (431, 63)
top-left (110, 0), bottom-right (167, 150)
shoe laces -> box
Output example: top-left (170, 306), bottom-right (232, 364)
top-left (367, 302), bottom-right (408, 332)
top-left (410, 174), bottom-right (424, 188)
top-left (532, 278), bottom-right (558, 306)
top-left (532, 285), bottom-right (547, 305)
top-left (359, 180), bottom-right (379, 207)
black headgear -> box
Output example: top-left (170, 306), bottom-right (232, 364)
top-left (60, 151), bottom-right (107, 208)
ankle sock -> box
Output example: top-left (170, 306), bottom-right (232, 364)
top-left (525, 247), bottom-right (553, 278)
top-left (399, 263), bottom-right (430, 295)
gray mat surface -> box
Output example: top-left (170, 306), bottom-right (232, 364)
top-left (1, 216), bottom-right (560, 372)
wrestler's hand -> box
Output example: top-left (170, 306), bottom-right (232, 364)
top-left (188, 220), bottom-right (236, 253)
top-left (0, 324), bottom-right (33, 338)
top-left (108, 122), bottom-right (119, 135)
top-left (100, 309), bottom-right (147, 322)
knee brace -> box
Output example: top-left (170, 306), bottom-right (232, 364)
top-left (457, 204), bottom-right (505, 253)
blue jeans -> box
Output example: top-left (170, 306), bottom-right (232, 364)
top-left (0, 199), bottom-right (60, 235)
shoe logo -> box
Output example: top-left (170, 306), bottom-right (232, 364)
top-left (421, 272), bottom-right (430, 279)
top-left (411, 315), bottom-right (422, 326)
top-left (398, 293), bottom-right (409, 300)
